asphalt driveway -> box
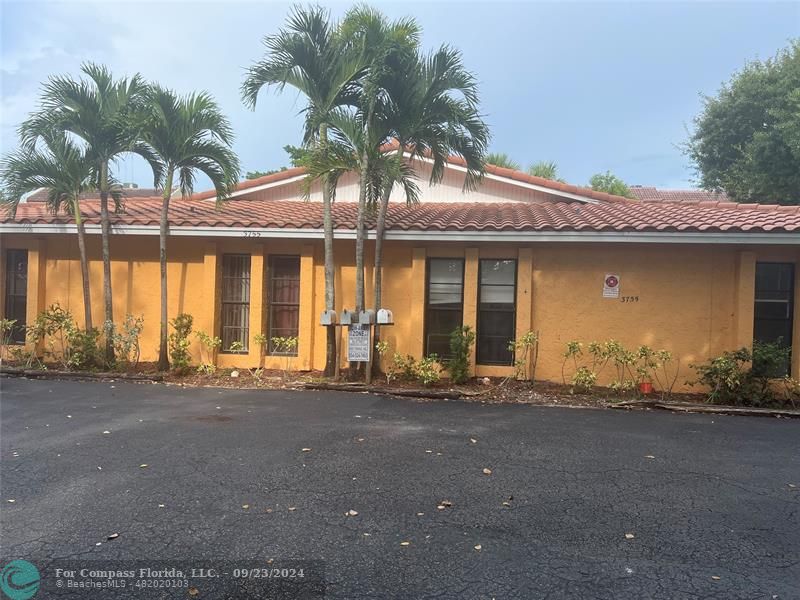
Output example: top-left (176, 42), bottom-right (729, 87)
top-left (1, 377), bottom-right (798, 599)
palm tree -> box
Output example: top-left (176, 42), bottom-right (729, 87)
top-left (338, 6), bottom-right (420, 324)
top-left (485, 152), bottom-right (520, 170)
top-left (1, 132), bottom-right (122, 331)
top-left (141, 86), bottom-right (240, 370)
top-left (372, 46), bottom-right (489, 365)
top-left (20, 63), bottom-right (154, 362)
top-left (528, 160), bottom-right (565, 182)
top-left (242, 6), bottom-right (366, 377)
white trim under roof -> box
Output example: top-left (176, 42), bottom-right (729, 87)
top-left (201, 155), bottom-right (605, 204)
top-left (1, 222), bottom-right (797, 245)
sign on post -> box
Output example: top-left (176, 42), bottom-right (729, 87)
top-left (347, 325), bottom-right (371, 362)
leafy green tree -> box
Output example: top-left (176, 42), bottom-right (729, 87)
top-left (589, 171), bottom-right (634, 198)
top-left (1, 132), bottom-right (122, 331)
top-left (528, 160), bottom-right (564, 182)
top-left (242, 6), bottom-right (367, 376)
top-left (20, 63), bottom-right (154, 362)
top-left (485, 152), bottom-right (520, 170)
top-left (687, 40), bottom-right (800, 205)
top-left (140, 86), bottom-right (240, 370)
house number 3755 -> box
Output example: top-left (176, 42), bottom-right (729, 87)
top-left (620, 296), bottom-right (639, 303)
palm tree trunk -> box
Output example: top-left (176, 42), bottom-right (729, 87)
top-left (157, 168), bottom-right (174, 371)
top-left (73, 201), bottom-right (93, 331)
top-left (371, 184), bottom-right (391, 377)
top-left (99, 161), bottom-right (115, 363)
top-left (320, 123), bottom-right (337, 377)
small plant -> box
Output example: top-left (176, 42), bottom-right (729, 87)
top-left (195, 330), bottom-right (222, 375)
top-left (168, 313), bottom-right (194, 371)
top-left (391, 353), bottom-right (418, 380)
top-left (782, 377), bottom-right (800, 409)
top-left (30, 304), bottom-right (77, 369)
top-left (506, 330), bottom-right (540, 384)
top-left (447, 325), bottom-right (475, 384)
top-left (651, 350), bottom-right (680, 400)
top-left (571, 366), bottom-right (597, 392)
top-left (0, 318), bottom-right (18, 362)
top-left (250, 367), bottom-right (265, 385)
top-left (271, 336), bottom-right (299, 380)
top-left (561, 340), bottom-right (583, 385)
top-left (228, 340), bottom-right (245, 353)
top-left (253, 333), bottom-right (268, 351)
top-left (375, 341), bottom-right (396, 384)
top-left (112, 314), bottom-right (144, 371)
top-left (416, 354), bottom-right (441, 386)
top-left (66, 327), bottom-right (102, 371)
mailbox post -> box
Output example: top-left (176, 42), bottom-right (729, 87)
top-left (319, 307), bottom-right (393, 383)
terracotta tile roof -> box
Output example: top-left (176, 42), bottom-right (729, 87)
top-left (629, 186), bottom-right (731, 203)
top-left (5, 199), bottom-right (800, 234)
top-left (193, 142), bottom-right (632, 204)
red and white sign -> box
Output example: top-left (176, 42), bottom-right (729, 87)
top-left (603, 274), bottom-right (620, 298)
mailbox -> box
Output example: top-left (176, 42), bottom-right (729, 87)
top-left (377, 308), bottom-right (394, 325)
top-left (320, 310), bottom-right (338, 326)
top-left (359, 309), bottom-right (376, 325)
top-left (339, 309), bottom-right (356, 326)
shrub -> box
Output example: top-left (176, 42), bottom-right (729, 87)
top-left (691, 341), bottom-right (790, 406)
top-left (66, 327), bottom-right (102, 371)
top-left (508, 330), bottom-right (540, 382)
top-left (447, 326), bottom-right (475, 384)
top-left (271, 336), bottom-right (299, 380)
top-left (416, 354), bottom-right (441, 386)
top-left (168, 313), bottom-right (193, 371)
top-left (571, 366), bottom-right (597, 392)
top-left (0, 318), bottom-right (18, 362)
top-left (112, 314), bottom-right (144, 371)
top-left (195, 330), bottom-right (222, 375)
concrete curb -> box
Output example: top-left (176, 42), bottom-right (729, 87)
top-left (0, 367), bottom-right (163, 383)
top-left (611, 399), bottom-right (800, 418)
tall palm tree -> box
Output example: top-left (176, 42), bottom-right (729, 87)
top-left (485, 152), bottom-right (520, 170)
top-left (141, 86), bottom-right (240, 370)
top-left (20, 63), bottom-right (155, 362)
top-left (1, 133), bottom-right (122, 331)
top-left (242, 6), bottom-right (366, 377)
top-left (338, 6), bottom-right (420, 322)
top-left (528, 160), bottom-right (564, 182)
top-left (372, 46), bottom-right (489, 363)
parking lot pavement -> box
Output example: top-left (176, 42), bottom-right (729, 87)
top-left (1, 377), bottom-right (798, 599)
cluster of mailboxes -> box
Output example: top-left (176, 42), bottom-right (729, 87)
top-left (320, 308), bottom-right (394, 326)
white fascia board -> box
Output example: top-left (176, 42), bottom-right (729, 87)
top-left (2, 222), bottom-right (797, 245)
top-left (201, 174), bottom-right (308, 202)
top-left (405, 152), bottom-right (602, 205)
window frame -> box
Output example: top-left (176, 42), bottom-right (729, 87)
top-left (476, 258), bottom-right (517, 366)
top-left (753, 261), bottom-right (794, 376)
top-left (424, 257), bottom-right (465, 359)
top-left (267, 254), bottom-right (301, 357)
top-left (4, 249), bottom-right (28, 345)
top-left (220, 254), bottom-right (251, 354)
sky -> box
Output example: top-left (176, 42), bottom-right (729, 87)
top-left (1, 1), bottom-right (798, 192)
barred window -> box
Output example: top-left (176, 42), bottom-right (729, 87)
top-left (221, 254), bottom-right (251, 352)
top-left (268, 256), bottom-right (300, 356)
top-left (754, 262), bottom-right (794, 376)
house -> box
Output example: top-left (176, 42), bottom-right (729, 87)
top-left (629, 185), bottom-right (731, 203)
top-left (1, 154), bottom-right (798, 389)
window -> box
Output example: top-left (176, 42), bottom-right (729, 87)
top-left (221, 254), bottom-right (251, 352)
top-left (477, 259), bottom-right (517, 365)
top-left (424, 258), bottom-right (464, 358)
top-left (268, 256), bottom-right (300, 355)
top-left (754, 262), bottom-right (794, 376)
top-left (4, 250), bottom-right (28, 344)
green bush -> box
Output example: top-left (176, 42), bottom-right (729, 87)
top-left (447, 325), bottom-right (474, 384)
top-left (112, 314), bottom-right (144, 371)
top-left (416, 355), bottom-right (441, 386)
top-left (168, 313), bottom-right (194, 371)
top-left (66, 328), bottom-right (102, 371)
top-left (691, 341), bottom-right (791, 406)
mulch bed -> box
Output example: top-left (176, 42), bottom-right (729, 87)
top-left (3, 362), bottom-right (797, 417)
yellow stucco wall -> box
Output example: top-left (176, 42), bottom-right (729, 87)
top-left (1, 232), bottom-right (798, 389)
